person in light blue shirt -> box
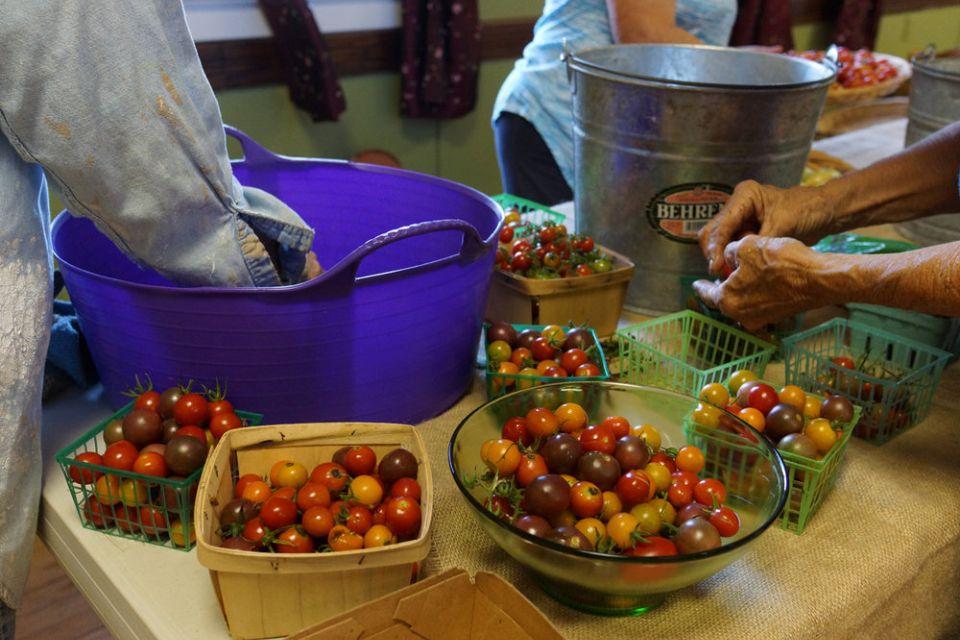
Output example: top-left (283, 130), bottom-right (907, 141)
top-left (493, 0), bottom-right (738, 205)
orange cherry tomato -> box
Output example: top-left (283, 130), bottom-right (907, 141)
top-left (778, 385), bottom-right (806, 411)
top-left (241, 480), bottom-right (272, 504)
top-left (525, 408), bottom-right (559, 438)
top-left (555, 403), bottom-right (588, 433)
top-left (234, 473), bottom-right (261, 499)
top-left (480, 439), bottom-right (522, 476)
top-left (269, 460), bottom-right (308, 489)
top-left (516, 452), bottom-right (549, 487)
top-left (675, 445), bottom-right (705, 474)
top-left (329, 525), bottom-right (364, 551)
top-left (737, 408), bottom-right (766, 432)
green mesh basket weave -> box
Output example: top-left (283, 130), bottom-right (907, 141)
top-left (782, 318), bottom-right (949, 444)
top-left (491, 194), bottom-right (567, 237)
top-left (616, 311), bottom-right (776, 397)
top-left (55, 402), bottom-right (263, 550)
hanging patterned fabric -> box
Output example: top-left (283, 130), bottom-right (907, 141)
top-left (400, 0), bottom-right (480, 119)
top-left (729, 0), bottom-right (794, 50)
top-left (258, 0), bottom-right (346, 121)
top-left (833, 0), bottom-right (882, 50)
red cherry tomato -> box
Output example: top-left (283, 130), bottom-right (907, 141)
top-left (234, 473), bottom-right (261, 499)
top-left (649, 452), bottom-right (676, 473)
top-left (709, 505), bottom-right (740, 537)
top-left (670, 470), bottom-right (699, 489)
top-left (580, 425), bottom-right (617, 455)
top-left (575, 363), bottom-right (602, 377)
top-left (276, 526), bottom-right (315, 554)
top-left (580, 236), bottom-right (595, 252)
top-left (694, 478), bottom-right (727, 505)
top-left (209, 412), bottom-right (243, 440)
top-left (208, 399), bottom-right (234, 416)
top-left (501, 417), bottom-right (531, 446)
top-left (132, 452), bottom-right (167, 478)
top-left (575, 264), bottom-right (593, 276)
top-left (516, 453), bottom-right (549, 487)
top-left (667, 482), bottom-right (694, 508)
top-left (385, 497), bottom-right (422, 538)
top-left (342, 446), bottom-right (377, 477)
top-left (175, 425), bottom-right (207, 446)
top-left (559, 349), bottom-right (588, 375)
top-left (260, 496), bottom-right (298, 529)
top-left (747, 383), bottom-right (779, 415)
top-left (311, 462), bottom-right (350, 492)
top-left (389, 478), bottom-right (422, 501)
top-left (499, 226), bottom-right (514, 244)
top-left (241, 517), bottom-right (268, 546)
top-left (302, 506), bottom-right (335, 538)
top-left (344, 506), bottom-right (374, 535)
top-left (173, 392), bottom-right (210, 427)
top-left (134, 390), bottom-right (161, 413)
top-left (624, 535), bottom-right (678, 557)
top-left (530, 337), bottom-right (557, 361)
top-left (296, 482), bottom-right (332, 511)
top-left (615, 470), bottom-right (655, 508)
top-left (102, 441), bottom-right (138, 471)
top-left (600, 416), bottom-right (631, 439)
top-left (69, 452), bottom-right (104, 484)
top-left (510, 253), bottom-right (532, 272)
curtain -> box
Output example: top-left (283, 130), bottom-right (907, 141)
top-left (833, 0), bottom-right (882, 50)
top-left (400, 0), bottom-right (480, 119)
top-left (729, 0), bottom-right (794, 49)
top-left (258, 0), bottom-right (346, 121)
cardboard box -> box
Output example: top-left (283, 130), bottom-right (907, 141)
top-left (289, 569), bottom-right (565, 640)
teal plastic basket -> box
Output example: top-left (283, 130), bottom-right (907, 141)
top-left (491, 194), bottom-right (567, 237)
top-left (616, 311), bottom-right (776, 397)
top-left (782, 318), bottom-right (950, 444)
top-left (846, 303), bottom-right (960, 358)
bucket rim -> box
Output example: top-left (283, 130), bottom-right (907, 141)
top-left (911, 56), bottom-right (960, 81)
top-left (565, 43), bottom-right (836, 91)
top-left (51, 159), bottom-right (502, 296)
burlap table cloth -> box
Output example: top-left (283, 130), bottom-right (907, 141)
top-left (415, 359), bottom-right (960, 640)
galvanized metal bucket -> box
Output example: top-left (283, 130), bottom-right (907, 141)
top-left (565, 44), bottom-right (835, 313)
top-left (898, 48), bottom-right (960, 246)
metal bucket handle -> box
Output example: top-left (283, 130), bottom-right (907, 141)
top-left (823, 45), bottom-right (840, 74)
top-left (913, 44), bottom-right (937, 64)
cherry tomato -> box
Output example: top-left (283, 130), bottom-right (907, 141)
top-left (175, 425), bottom-right (207, 446)
top-left (384, 497), bottom-right (421, 538)
top-left (599, 416), bottom-right (631, 439)
top-left (173, 392), bottom-right (209, 427)
top-left (83, 496), bottom-right (116, 528)
top-left (555, 403), bottom-right (588, 433)
top-left (134, 390), bottom-right (161, 413)
top-left (624, 535), bottom-right (678, 558)
top-left (541, 325), bottom-right (566, 345)
top-left (95, 475), bottom-right (122, 505)
top-left (727, 369), bottom-right (758, 395)
top-left (747, 384), bottom-right (779, 415)
top-left (241, 516), bottom-right (269, 546)
top-left (270, 460), bottom-right (308, 489)
top-left (694, 478), bottom-right (727, 505)
top-left (272, 486), bottom-right (296, 501)
top-left (539, 226), bottom-right (558, 243)
top-left (241, 480), bottom-right (272, 504)
top-left (499, 226), bottom-right (514, 244)
top-left (570, 481), bottom-right (603, 518)
top-left (778, 385), bottom-right (806, 410)
top-left (607, 512), bottom-right (639, 549)
top-left (535, 359), bottom-right (560, 375)
top-left (629, 502), bottom-right (662, 535)
top-left (699, 383), bottom-right (730, 407)
top-left (208, 399), bottom-right (234, 417)
top-left (372, 502), bottom-right (388, 525)
top-left (832, 356), bottom-right (855, 370)
top-left (644, 462), bottom-right (671, 492)
top-left (600, 491), bottom-right (622, 521)
top-left (350, 475), bottom-right (384, 507)
top-left (102, 440), bottom-right (138, 471)
top-left (234, 473), bottom-right (261, 499)
top-left (297, 482), bottom-right (331, 511)
top-left (341, 446), bottom-right (377, 476)
top-left (615, 470), bottom-right (655, 508)
top-left (480, 439), bottom-right (522, 476)
top-left (671, 470), bottom-right (699, 489)
top-left (530, 337), bottom-right (557, 361)
top-left (328, 525), bottom-right (364, 551)
top-left (487, 340), bottom-right (513, 363)
top-left (649, 452), bottom-right (676, 473)
top-left (709, 505), bottom-right (740, 537)
top-left (386, 479), bottom-right (419, 503)
top-left (575, 264), bottom-right (593, 276)
top-left (302, 506), bottom-right (335, 538)
top-left (580, 236), bottom-right (595, 252)
top-left (526, 408), bottom-right (560, 438)
top-left (579, 425), bottom-right (616, 455)
top-left (114, 505), bottom-right (141, 534)
top-left (541, 366), bottom-right (567, 379)
top-left (510, 253), bottom-right (532, 272)
top-left (632, 424), bottom-right (661, 452)
top-left (260, 495), bottom-right (298, 529)
top-left (512, 239), bottom-right (532, 254)
top-left (311, 462), bottom-right (350, 492)
top-left (667, 482), bottom-right (694, 508)
top-left (737, 408), bottom-right (766, 432)
top-left (692, 402), bottom-right (722, 428)
top-left (804, 418), bottom-right (838, 454)
top-left (575, 363), bottom-right (602, 377)
top-left (276, 526), bottom-right (315, 554)
top-left (344, 505), bottom-right (374, 535)
top-left (509, 347), bottom-right (533, 369)
top-left (364, 524), bottom-right (397, 548)
top-left (516, 452), bottom-right (549, 487)
top-left (209, 412), bottom-right (243, 440)
top-left (69, 452), bottom-right (103, 484)
top-left (575, 518), bottom-right (606, 547)
top-left (132, 452), bottom-right (167, 478)
top-left (802, 395), bottom-right (822, 419)
top-left (501, 416), bottom-right (530, 446)
top-left (559, 349), bottom-right (588, 375)
top-left (675, 445), bottom-right (705, 474)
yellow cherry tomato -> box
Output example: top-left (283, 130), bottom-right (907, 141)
top-left (802, 395), bottom-right (821, 419)
top-left (600, 491), bottom-right (622, 521)
top-left (649, 498), bottom-right (676, 527)
top-left (727, 370), bottom-right (758, 395)
top-left (480, 439), bottom-right (522, 476)
top-left (517, 367), bottom-right (539, 390)
top-left (95, 475), bottom-right (122, 505)
top-left (504, 210), bottom-right (521, 226)
top-left (779, 385), bottom-right (806, 410)
top-left (541, 325), bottom-right (566, 346)
top-left (555, 402), bottom-right (588, 433)
top-left (804, 418), bottom-right (838, 454)
top-left (119, 479), bottom-right (148, 507)
top-left (699, 382), bottom-right (730, 407)
top-left (738, 407), bottom-right (766, 432)
top-left (350, 475), bottom-right (384, 507)
top-left (629, 503), bottom-right (662, 536)
top-left (692, 402), bottom-right (722, 429)
top-left (607, 513), bottom-right (640, 549)
top-left (644, 462), bottom-right (671, 492)
top-left (270, 460), bottom-right (308, 489)
top-left (169, 519), bottom-right (195, 548)
top-left (575, 518), bottom-right (606, 547)
top-left (493, 361), bottom-right (520, 390)
top-left (632, 424), bottom-right (661, 452)
top-left (363, 524), bottom-right (397, 548)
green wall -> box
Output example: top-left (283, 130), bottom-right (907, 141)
top-left (794, 6), bottom-right (960, 56)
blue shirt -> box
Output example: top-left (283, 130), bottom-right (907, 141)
top-left (493, 0), bottom-right (738, 188)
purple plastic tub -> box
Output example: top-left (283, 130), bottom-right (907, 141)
top-left (51, 127), bottom-right (502, 424)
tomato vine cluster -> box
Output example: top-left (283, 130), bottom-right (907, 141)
top-left (218, 447), bottom-right (423, 554)
top-left (470, 403), bottom-right (741, 558)
top-left (496, 208), bottom-right (614, 279)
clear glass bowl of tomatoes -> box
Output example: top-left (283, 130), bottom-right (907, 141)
top-left (448, 381), bottom-right (787, 615)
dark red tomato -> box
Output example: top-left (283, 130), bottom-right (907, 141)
top-left (134, 390), bottom-right (161, 413)
top-left (693, 479), bottom-right (727, 506)
top-left (747, 383), bottom-right (779, 416)
top-left (510, 253), bottom-right (532, 272)
top-left (69, 452), bottom-right (103, 484)
top-left (499, 226), bottom-right (514, 244)
top-left (501, 417), bottom-right (531, 446)
top-left (175, 425), bottom-right (207, 446)
top-left (114, 506), bottom-right (141, 534)
top-left (139, 506), bottom-right (168, 537)
top-left (512, 239), bottom-right (532, 255)
top-left (132, 452), bottom-right (167, 478)
top-left (624, 535), bottom-right (678, 557)
top-left (616, 470), bottom-right (655, 507)
top-left (667, 482), bottom-right (694, 508)
top-left (575, 264), bottom-right (593, 276)
top-left (575, 363), bottom-right (602, 377)
top-left (709, 505), bottom-right (740, 537)
top-left (344, 506), bottom-right (374, 535)
top-left (676, 502), bottom-right (710, 524)
top-left (173, 393), bottom-right (210, 427)
top-left (530, 337), bottom-right (557, 361)
top-left (209, 412), bottom-right (242, 439)
top-left (600, 416), bottom-right (631, 439)
top-left (102, 441), bottom-right (138, 471)
top-left (297, 482), bottom-right (331, 511)
top-left (535, 246), bottom-right (548, 261)
top-left (580, 236), bottom-right (595, 252)
top-left (311, 462), bottom-right (350, 492)
top-left (260, 496), bottom-right (298, 529)
top-left (234, 473), bottom-right (261, 499)
top-left (389, 478), bottom-right (421, 501)
top-left (649, 452), bottom-right (676, 473)
top-left (83, 497), bottom-right (115, 528)
top-left (241, 517), bottom-right (269, 546)
top-left (276, 527), bottom-right (315, 554)
top-left (579, 425), bottom-right (617, 455)
top-left (670, 470), bottom-right (699, 489)
top-left (560, 349), bottom-right (588, 375)
top-left (385, 497), bottom-right (422, 538)
top-left (302, 506), bottom-right (335, 538)
top-left (539, 226), bottom-right (558, 243)
top-left (372, 502), bottom-right (388, 526)
top-left (483, 495), bottom-right (515, 521)
top-left (342, 446), bottom-right (377, 477)
top-left (208, 399), bottom-right (234, 417)
top-left (831, 356), bottom-right (855, 370)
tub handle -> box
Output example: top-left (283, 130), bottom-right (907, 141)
top-left (223, 125), bottom-right (284, 165)
top-left (822, 45), bottom-right (840, 74)
top-left (320, 219), bottom-right (489, 288)
top-left (914, 45), bottom-right (936, 63)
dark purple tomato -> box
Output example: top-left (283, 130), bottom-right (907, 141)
top-left (332, 446), bottom-right (351, 468)
top-left (378, 449), bottom-right (418, 484)
top-left (158, 387), bottom-right (184, 420)
top-left (820, 394), bottom-right (854, 423)
top-left (513, 514), bottom-right (553, 538)
top-left (548, 525), bottom-right (594, 551)
top-left (765, 403), bottom-right (804, 440)
top-left (219, 498), bottom-right (259, 528)
top-left (614, 435), bottom-right (650, 471)
top-left (103, 419), bottom-right (125, 445)
top-left (576, 451), bottom-right (621, 491)
top-left (487, 322), bottom-right (518, 347)
top-left (164, 435), bottom-right (207, 476)
top-left (540, 434), bottom-right (582, 474)
top-left (161, 476), bottom-right (198, 510)
top-left (675, 517), bottom-right (721, 554)
top-left (523, 474), bottom-right (571, 518)
top-left (161, 418), bottom-right (181, 444)
top-left (676, 502), bottom-right (710, 525)
top-left (516, 329), bottom-right (541, 351)
top-left (220, 537), bottom-right (258, 552)
top-left (562, 328), bottom-right (593, 352)
top-left (777, 433), bottom-right (819, 458)
top-left (122, 409), bottom-right (163, 448)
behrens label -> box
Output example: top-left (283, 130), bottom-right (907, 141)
top-left (647, 183), bottom-right (733, 244)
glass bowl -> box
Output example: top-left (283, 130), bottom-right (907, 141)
top-left (448, 381), bottom-right (787, 616)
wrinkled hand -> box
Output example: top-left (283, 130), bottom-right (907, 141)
top-left (693, 235), bottom-right (830, 332)
top-left (698, 180), bottom-right (836, 275)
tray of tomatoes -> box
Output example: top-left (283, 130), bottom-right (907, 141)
top-left (789, 47), bottom-right (910, 104)
top-left (56, 380), bottom-right (262, 550)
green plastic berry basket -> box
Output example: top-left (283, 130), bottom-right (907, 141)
top-left (55, 402), bottom-right (263, 550)
top-left (482, 323), bottom-right (610, 400)
top-left (616, 311), bottom-right (776, 398)
top-left (782, 318), bottom-right (950, 444)
top-left (491, 194), bottom-right (567, 237)
top-left (682, 383), bottom-right (861, 534)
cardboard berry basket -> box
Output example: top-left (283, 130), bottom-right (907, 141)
top-left (195, 422), bottom-right (433, 640)
top-left (55, 402), bottom-right (262, 551)
top-left (481, 322), bottom-right (611, 399)
top-left (487, 194), bottom-right (635, 337)
top-left (682, 383), bottom-right (861, 535)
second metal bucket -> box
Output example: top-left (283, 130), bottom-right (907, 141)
top-left (566, 44), bottom-right (835, 313)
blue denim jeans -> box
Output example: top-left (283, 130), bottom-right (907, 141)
top-left (0, 0), bottom-right (315, 609)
